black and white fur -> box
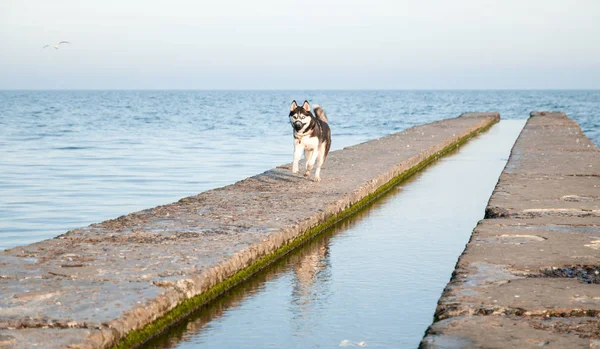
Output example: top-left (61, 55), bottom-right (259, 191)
top-left (288, 100), bottom-right (331, 182)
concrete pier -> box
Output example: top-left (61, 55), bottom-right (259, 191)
top-left (421, 112), bottom-right (600, 348)
top-left (0, 113), bottom-right (498, 348)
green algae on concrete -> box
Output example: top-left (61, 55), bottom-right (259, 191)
top-left (0, 113), bottom-right (499, 349)
top-left (421, 112), bottom-right (600, 349)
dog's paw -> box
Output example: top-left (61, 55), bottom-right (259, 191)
top-left (314, 175), bottom-right (321, 182)
top-left (292, 167), bottom-right (299, 174)
top-left (303, 171), bottom-right (310, 177)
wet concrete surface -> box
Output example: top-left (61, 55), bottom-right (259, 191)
top-left (0, 113), bottom-right (498, 348)
top-left (140, 120), bottom-right (525, 349)
top-left (421, 112), bottom-right (600, 349)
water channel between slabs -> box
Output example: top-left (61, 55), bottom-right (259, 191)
top-left (142, 120), bottom-right (526, 349)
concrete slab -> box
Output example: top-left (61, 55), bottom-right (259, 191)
top-left (461, 220), bottom-right (600, 270)
top-left (422, 316), bottom-right (599, 349)
top-left (422, 112), bottom-right (600, 348)
top-left (488, 175), bottom-right (600, 216)
top-left (0, 329), bottom-right (107, 349)
top-left (0, 113), bottom-right (499, 348)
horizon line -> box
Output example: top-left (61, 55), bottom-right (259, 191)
top-left (1, 88), bottom-right (599, 92)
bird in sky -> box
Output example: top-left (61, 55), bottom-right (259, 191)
top-left (43, 41), bottom-right (70, 50)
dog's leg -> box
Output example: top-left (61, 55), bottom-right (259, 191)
top-left (314, 143), bottom-right (326, 182)
top-left (304, 149), bottom-right (315, 177)
top-left (292, 141), bottom-right (303, 174)
top-left (305, 149), bottom-right (318, 177)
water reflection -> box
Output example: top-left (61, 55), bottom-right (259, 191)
top-left (291, 244), bottom-right (329, 318)
top-left (144, 193), bottom-right (393, 349)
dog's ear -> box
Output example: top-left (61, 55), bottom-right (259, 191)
top-left (302, 100), bottom-right (310, 112)
top-left (290, 100), bottom-right (298, 111)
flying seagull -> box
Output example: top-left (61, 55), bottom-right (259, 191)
top-left (43, 41), bottom-right (70, 49)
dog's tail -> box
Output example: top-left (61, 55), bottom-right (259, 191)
top-left (312, 105), bottom-right (328, 123)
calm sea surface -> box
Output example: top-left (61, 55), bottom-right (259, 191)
top-left (0, 90), bottom-right (598, 250)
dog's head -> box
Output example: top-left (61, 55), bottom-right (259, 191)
top-left (289, 100), bottom-right (313, 132)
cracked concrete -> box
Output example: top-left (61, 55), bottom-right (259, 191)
top-left (0, 113), bottom-right (499, 348)
top-left (421, 112), bottom-right (600, 349)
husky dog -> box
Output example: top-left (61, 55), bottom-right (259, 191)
top-left (288, 100), bottom-right (331, 182)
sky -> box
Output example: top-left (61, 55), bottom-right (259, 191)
top-left (1, 0), bottom-right (599, 89)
